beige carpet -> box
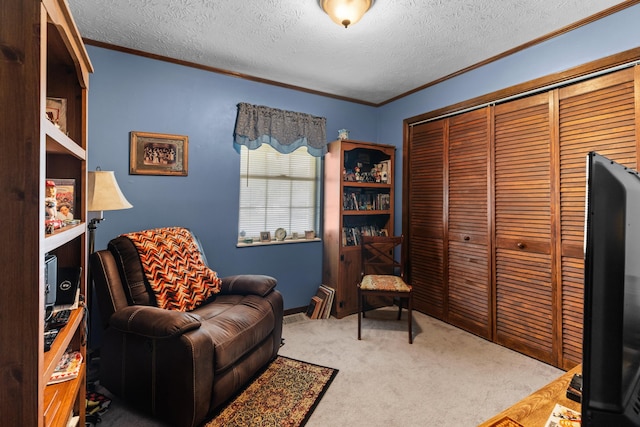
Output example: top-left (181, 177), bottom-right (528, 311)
top-left (94, 309), bottom-right (563, 426)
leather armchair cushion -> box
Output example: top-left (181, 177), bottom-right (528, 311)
top-left (108, 236), bottom-right (155, 306)
top-left (193, 294), bottom-right (276, 372)
top-left (220, 274), bottom-right (277, 297)
top-left (110, 305), bottom-right (202, 339)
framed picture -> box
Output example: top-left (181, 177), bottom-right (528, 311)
top-left (130, 131), bottom-right (188, 176)
top-left (260, 231), bottom-right (271, 242)
top-left (49, 178), bottom-right (76, 221)
top-left (46, 97), bottom-right (67, 133)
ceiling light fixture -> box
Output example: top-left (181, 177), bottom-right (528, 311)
top-left (318, 0), bottom-right (374, 28)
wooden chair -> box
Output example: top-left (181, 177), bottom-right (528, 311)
top-left (358, 235), bottom-right (413, 343)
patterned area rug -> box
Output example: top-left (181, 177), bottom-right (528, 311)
top-left (205, 356), bottom-right (338, 427)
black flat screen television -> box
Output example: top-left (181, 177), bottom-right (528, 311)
top-left (582, 152), bottom-right (640, 426)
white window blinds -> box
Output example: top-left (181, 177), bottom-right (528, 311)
top-left (238, 144), bottom-right (319, 241)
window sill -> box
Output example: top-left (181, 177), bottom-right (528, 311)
top-left (236, 237), bottom-right (321, 248)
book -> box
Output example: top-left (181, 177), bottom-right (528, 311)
top-left (544, 403), bottom-right (580, 427)
top-left (306, 296), bottom-right (320, 318)
top-left (313, 286), bottom-right (331, 319)
top-left (308, 296), bottom-right (323, 319)
top-left (319, 285), bottom-right (335, 319)
top-left (47, 350), bottom-right (83, 385)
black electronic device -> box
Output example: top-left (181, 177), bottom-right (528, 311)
top-left (567, 373), bottom-right (583, 403)
top-left (47, 309), bottom-right (71, 329)
top-left (55, 266), bottom-right (82, 306)
top-left (44, 328), bottom-right (59, 352)
top-left (44, 254), bottom-right (57, 312)
top-left (582, 152), bottom-right (640, 426)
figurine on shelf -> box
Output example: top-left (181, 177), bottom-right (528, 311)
top-left (45, 180), bottom-right (57, 220)
top-left (45, 180), bottom-right (64, 233)
top-left (344, 169), bottom-right (356, 181)
top-left (374, 164), bottom-right (382, 183)
top-left (380, 162), bottom-right (389, 183)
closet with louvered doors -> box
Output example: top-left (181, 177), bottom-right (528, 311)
top-left (446, 109), bottom-right (492, 339)
top-left (493, 92), bottom-right (555, 365)
top-left (405, 120), bottom-right (446, 318)
top-left (404, 65), bottom-right (640, 369)
top-left (557, 67), bottom-right (639, 369)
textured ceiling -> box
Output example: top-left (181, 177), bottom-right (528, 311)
top-left (68, 0), bottom-right (626, 105)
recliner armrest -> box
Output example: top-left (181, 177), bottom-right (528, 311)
top-left (109, 305), bottom-right (202, 339)
top-left (220, 274), bottom-right (277, 297)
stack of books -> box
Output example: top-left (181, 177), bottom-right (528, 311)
top-left (306, 285), bottom-right (335, 319)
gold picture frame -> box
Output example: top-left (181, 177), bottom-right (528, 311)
top-left (130, 131), bottom-right (188, 176)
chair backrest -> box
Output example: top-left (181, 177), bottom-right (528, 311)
top-left (360, 235), bottom-right (405, 279)
top-left (90, 228), bottom-right (209, 328)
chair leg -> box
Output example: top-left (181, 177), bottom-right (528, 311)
top-left (362, 294), bottom-right (366, 318)
top-left (407, 294), bottom-right (413, 344)
top-left (357, 288), bottom-right (362, 340)
top-left (396, 297), bottom-right (403, 320)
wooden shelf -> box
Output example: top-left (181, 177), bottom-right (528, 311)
top-left (342, 182), bottom-right (392, 189)
top-left (44, 364), bottom-right (86, 427)
top-left (44, 223), bottom-right (86, 253)
top-left (43, 308), bottom-right (85, 380)
top-left (343, 210), bottom-right (391, 215)
top-left (44, 120), bottom-right (85, 160)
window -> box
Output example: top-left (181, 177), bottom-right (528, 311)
top-left (238, 144), bottom-right (320, 242)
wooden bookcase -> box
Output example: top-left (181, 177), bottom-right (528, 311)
top-left (0, 0), bottom-right (93, 425)
top-left (323, 140), bottom-right (395, 318)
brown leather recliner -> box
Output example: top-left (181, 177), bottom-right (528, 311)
top-left (89, 231), bottom-right (283, 427)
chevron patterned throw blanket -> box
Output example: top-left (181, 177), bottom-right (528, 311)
top-left (124, 227), bottom-right (222, 311)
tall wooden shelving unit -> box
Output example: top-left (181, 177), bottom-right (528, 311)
top-left (0, 0), bottom-right (92, 425)
top-left (323, 140), bottom-right (395, 318)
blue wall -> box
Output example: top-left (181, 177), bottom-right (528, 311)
top-left (87, 4), bottom-right (640, 310)
top-left (377, 3), bottom-right (640, 234)
top-left (87, 46), bottom-right (376, 310)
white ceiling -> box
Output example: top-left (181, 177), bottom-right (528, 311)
top-left (68, 0), bottom-right (626, 105)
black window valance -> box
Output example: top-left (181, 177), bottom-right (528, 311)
top-left (233, 103), bottom-right (328, 157)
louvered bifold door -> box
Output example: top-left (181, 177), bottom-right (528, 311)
top-left (447, 108), bottom-right (492, 338)
top-left (557, 67), bottom-right (638, 369)
top-left (407, 121), bottom-right (446, 318)
top-left (494, 93), bottom-right (556, 364)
